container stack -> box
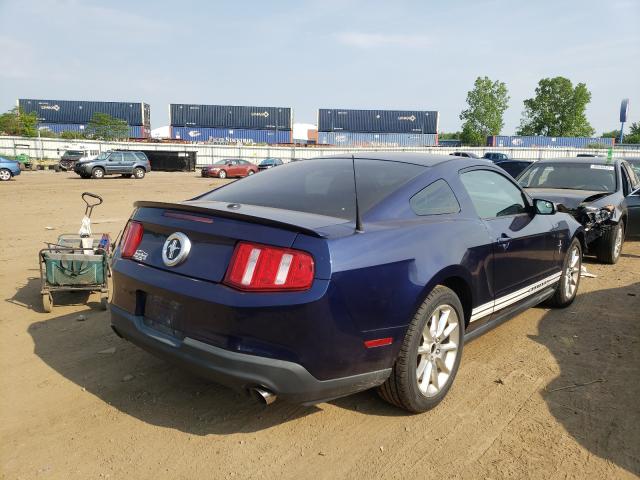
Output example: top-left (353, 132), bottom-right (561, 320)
top-left (18, 99), bottom-right (150, 138)
top-left (170, 104), bottom-right (292, 144)
top-left (487, 135), bottom-right (615, 148)
top-left (317, 108), bottom-right (439, 147)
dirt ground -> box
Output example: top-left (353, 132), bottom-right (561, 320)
top-left (1, 170), bottom-right (638, 480)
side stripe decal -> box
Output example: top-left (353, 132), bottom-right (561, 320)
top-left (470, 271), bottom-right (562, 323)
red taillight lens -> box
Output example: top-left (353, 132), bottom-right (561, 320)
top-left (224, 242), bottom-right (314, 291)
top-left (120, 221), bottom-right (144, 258)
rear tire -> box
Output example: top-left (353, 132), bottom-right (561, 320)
top-left (133, 167), bottom-right (145, 179)
top-left (596, 221), bottom-right (624, 264)
top-left (248, 170), bottom-right (255, 176)
top-left (218, 170), bottom-right (227, 179)
top-left (91, 167), bottom-right (105, 179)
top-left (548, 238), bottom-right (582, 307)
top-left (0, 169), bottom-right (12, 181)
top-left (378, 285), bottom-right (464, 413)
top-left (42, 293), bottom-right (53, 313)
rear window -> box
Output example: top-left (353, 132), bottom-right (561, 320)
top-left (518, 162), bottom-right (617, 192)
top-left (199, 158), bottom-right (425, 219)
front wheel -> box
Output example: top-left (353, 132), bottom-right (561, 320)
top-left (91, 167), bottom-right (105, 179)
top-left (247, 170), bottom-right (255, 176)
top-left (378, 285), bottom-right (464, 413)
top-left (133, 167), bottom-right (145, 179)
top-left (42, 293), bottom-right (53, 313)
top-left (0, 169), bottom-right (12, 181)
top-left (548, 238), bottom-right (582, 307)
top-left (218, 170), bottom-right (227, 179)
top-left (596, 221), bottom-right (624, 264)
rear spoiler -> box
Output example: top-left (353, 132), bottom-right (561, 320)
top-left (133, 200), bottom-right (330, 238)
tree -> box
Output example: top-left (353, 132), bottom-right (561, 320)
top-left (601, 129), bottom-right (620, 139)
top-left (621, 122), bottom-right (640, 144)
top-left (459, 76), bottom-right (510, 146)
top-left (517, 77), bottom-right (594, 137)
top-left (438, 131), bottom-right (462, 140)
top-left (60, 130), bottom-right (86, 140)
top-left (0, 107), bottom-right (39, 136)
top-left (85, 112), bottom-right (129, 140)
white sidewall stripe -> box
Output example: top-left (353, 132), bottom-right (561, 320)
top-left (470, 271), bottom-right (562, 323)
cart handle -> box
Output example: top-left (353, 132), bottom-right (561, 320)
top-left (82, 192), bottom-right (103, 217)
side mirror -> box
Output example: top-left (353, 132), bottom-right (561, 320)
top-left (534, 199), bottom-right (555, 215)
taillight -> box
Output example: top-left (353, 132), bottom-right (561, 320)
top-left (224, 242), bottom-right (314, 291)
top-left (120, 221), bottom-right (144, 258)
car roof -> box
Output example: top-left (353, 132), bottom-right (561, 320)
top-left (533, 156), bottom-right (620, 165)
top-left (318, 152), bottom-right (485, 168)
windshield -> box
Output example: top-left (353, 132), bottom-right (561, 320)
top-left (260, 159), bottom-right (274, 165)
top-left (198, 158), bottom-right (425, 220)
top-left (95, 152), bottom-right (109, 160)
top-left (518, 162), bottom-right (617, 192)
top-left (212, 159), bottom-right (232, 165)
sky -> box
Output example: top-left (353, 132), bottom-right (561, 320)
top-left (0, 0), bottom-right (639, 134)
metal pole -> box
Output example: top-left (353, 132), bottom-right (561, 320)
top-left (619, 122), bottom-right (625, 144)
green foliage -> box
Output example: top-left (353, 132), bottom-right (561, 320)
top-left (586, 143), bottom-right (606, 149)
top-left (620, 122), bottom-right (640, 144)
top-left (60, 130), bottom-right (86, 140)
top-left (85, 112), bottom-right (129, 140)
top-left (459, 76), bottom-right (510, 146)
top-left (38, 129), bottom-right (58, 138)
top-left (438, 131), bottom-right (462, 140)
top-left (517, 77), bottom-right (594, 137)
top-left (601, 129), bottom-right (620, 139)
top-left (0, 107), bottom-right (39, 136)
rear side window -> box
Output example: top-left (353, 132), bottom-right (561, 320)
top-left (460, 170), bottom-right (527, 218)
top-left (410, 179), bottom-right (460, 215)
top-left (134, 152), bottom-right (148, 161)
top-left (199, 158), bottom-right (425, 219)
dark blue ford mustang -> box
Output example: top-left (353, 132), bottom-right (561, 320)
top-left (110, 153), bottom-right (584, 412)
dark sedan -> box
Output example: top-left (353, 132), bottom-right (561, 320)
top-left (495, 159), bottom-right (534, 179)
top-left (518, 157), bottom-right (640, 263)
top-left (258, 158), bottom-right (283, 171)
top-left (111, 153), bottom-right (583, 413)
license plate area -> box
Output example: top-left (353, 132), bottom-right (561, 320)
top-left (139, 291), bottom-right (185, 339)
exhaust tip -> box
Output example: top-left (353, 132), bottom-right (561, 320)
top-left (251, 387), bottom-right (277, 406)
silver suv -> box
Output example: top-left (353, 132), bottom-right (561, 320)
top-left (73, 151), bottom-right (151, 179)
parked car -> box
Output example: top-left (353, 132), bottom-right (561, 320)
top-left (57, 149), bottom-right (99, 172)
top-left (73, 151), bottom-right (150, 179)
top-left (450, 151), bottom-right (481, 158)
top-left (0, 156), bottom-right (21, 181)
top-left (111, 153), bottom-right (584, 413)
top-left (482, 152), bottom-right (510, 162)
top-left (494, 159), bottom-right (534, 178)
top-left (518, 157), bottom-right (640, 263)
top-left (258, 158), bottom-right (283, 171)
top-left (201, 159), bottom-right (258, 179)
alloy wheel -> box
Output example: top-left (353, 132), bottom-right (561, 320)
top-left (564, 245), bottom-right (581, 298)
top-left (614, 226), bottom-right (623, 259)
top-left (0, 169), bottom-right (11, 181)
top-left (416, 305), bottom-right (460, 397)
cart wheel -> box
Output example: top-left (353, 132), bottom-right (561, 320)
top-left (100, 294), bottom-right (109, 310)
top-left (42, 293), bottom-right (53, 313)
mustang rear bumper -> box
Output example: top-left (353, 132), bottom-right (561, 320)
top-left (110, 305), bottom-right (390, 405)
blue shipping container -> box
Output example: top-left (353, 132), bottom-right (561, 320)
top-left (19, 99), bottom-right (149, 127)
top-left (170, 104), bottom-right (292, 130)
top-left (171, 126), bottom-right (291, 144)
top-left (318, 108), bottom-right (438, 134)
top-left (318, 132), bottom-right (438, 147)
top-left (487, 135), bottom-right (615, 148)
top-left (38, 123), bottom-right (149, 138)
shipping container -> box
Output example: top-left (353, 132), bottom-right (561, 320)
top-left (38, 123), bottom-right (150, 138)
top-left (170, 104), bottom-right (292, 130)
top-left (18, 99), bottom-right (149, 127)
top-left (318, 108), bottom-right (438, 134)
top-left (487, 135), bottom-right (615, 148)
top-left (318, 132), bottom-right (438, 147)
top-left (171, 126), bottom-right (291, 144)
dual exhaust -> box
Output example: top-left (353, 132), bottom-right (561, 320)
top-left (250, 386), bottom-right (277, 405)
